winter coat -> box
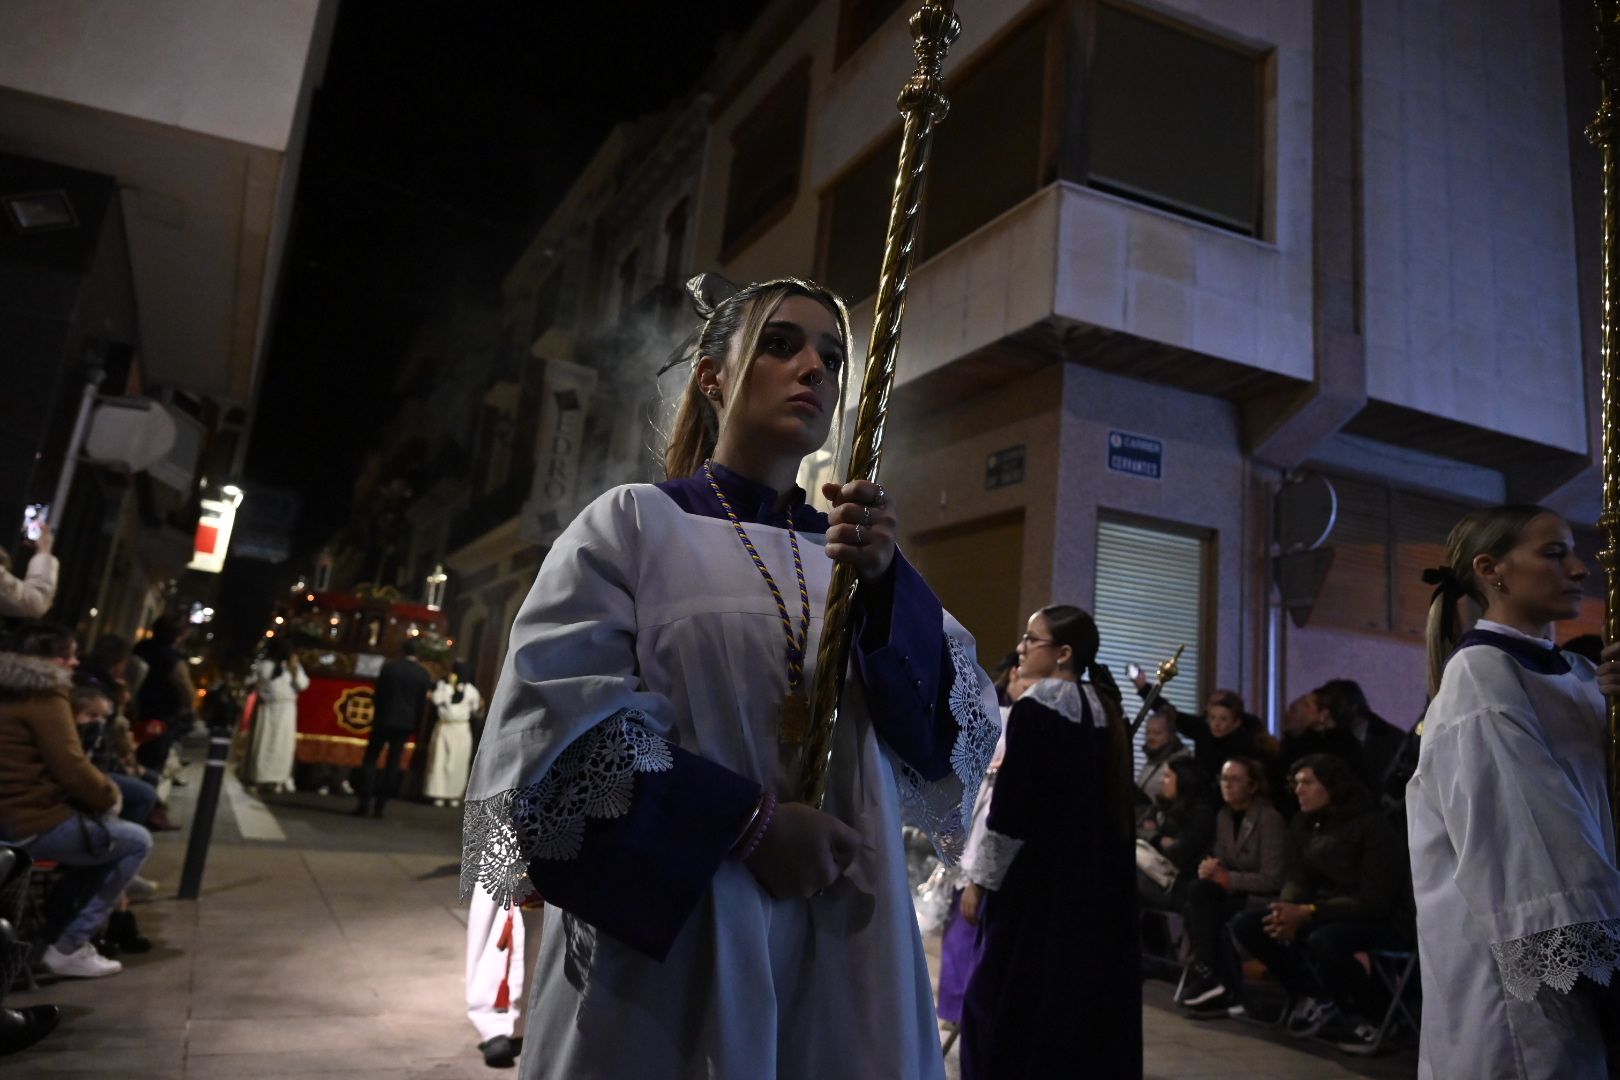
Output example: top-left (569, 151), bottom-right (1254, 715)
top-left (1280, 792), bottom-right (1408, 925)
top-left (1140, 794), bottom-right (1215, 876)
top-left (0, 552), bottom-right (57, 618)
top-left (0, 652), bottom-right (119, 840)
top-left (1209, 798), bottom-right (1287, 896)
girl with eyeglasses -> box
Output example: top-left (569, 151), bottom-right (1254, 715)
top-left (957, 605), bottom-right (1140, 1078)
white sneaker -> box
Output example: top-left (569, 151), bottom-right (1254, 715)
top-left (449, 799), bottom-right (461, 808)
top-left (432, 799), bottom-right (445, 808)
top-left (41, 942), bottom-right (123, 979)
top-left (125, 875), bottom-right (158, 900)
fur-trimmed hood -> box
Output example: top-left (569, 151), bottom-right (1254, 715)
top-left (0, 651), bottom-right (73, 700)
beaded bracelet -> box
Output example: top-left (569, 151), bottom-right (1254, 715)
top-left (735, 790), bottom-right (777, 862)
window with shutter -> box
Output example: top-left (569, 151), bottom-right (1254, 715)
top-left (1092, 516), bottom-right (1209, 773)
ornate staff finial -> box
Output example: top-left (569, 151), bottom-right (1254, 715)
top-left (795, 1), bottom-right (960, 806)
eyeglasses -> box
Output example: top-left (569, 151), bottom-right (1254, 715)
top-left (1019, 634), bottom-right (1056, 648)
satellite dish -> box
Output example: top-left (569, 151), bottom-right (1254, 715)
top-left (1275, 473), bottom-right (1337, 554)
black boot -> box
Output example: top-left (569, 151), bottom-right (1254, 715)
top-left (105, 910), bottom-right (152, 954)
top-left (480, 1034), bottom-right (517, 1068)
top-left (0, 1005), bottom-right (60, 1056)
top-left (350, 800), bottom-right (371, 817)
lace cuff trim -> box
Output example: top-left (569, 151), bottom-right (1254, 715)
top-left (460, 708), bottom-right (673, 907)
top-left (895, 634), bottom-right (999, 863)
top-left (1490, 918), bottom-right (1620, 1002)
top-left (963, 827), bottom-right (1023, 890)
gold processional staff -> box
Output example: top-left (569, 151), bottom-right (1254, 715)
top-left (1593, 1), bottom-right (1620, 843)
top-left (794, 0), bottom-right (962, 806)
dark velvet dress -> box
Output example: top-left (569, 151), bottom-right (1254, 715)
top-left (960, 679), bottom-right (1142, 1079)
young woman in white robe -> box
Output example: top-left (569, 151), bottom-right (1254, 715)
top-left (1410, 505), bottom-right (1620, 1079)
top-left (248, 638), bottom-right (308, 792)
top-left (461, 276), bottom-right (997, 1080)
top-left (427, 662), bottom-right (482, 806)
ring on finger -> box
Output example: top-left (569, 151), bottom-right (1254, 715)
top-left (854, 524), bottom-right (865, 546)
top-left (874, 484), bottom-right (887, 507)
top-left (862, 504), bottom-right (872, 528)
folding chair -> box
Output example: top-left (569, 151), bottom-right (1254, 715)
top-left (1365, 949), bottom-right (1421, 1053)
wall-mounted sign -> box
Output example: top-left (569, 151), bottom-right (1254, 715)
top-left (187, 496), bottom-right (238, 574)
top-left (986, 445), bottom-right (1026, 489)
top-left (1107, 431), bottom-right (1163, 480)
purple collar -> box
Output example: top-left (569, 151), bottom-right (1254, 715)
top-left (1455, 628), bottom-right (1571, 677)
top-left (656, 461), bottom-right (828, 534)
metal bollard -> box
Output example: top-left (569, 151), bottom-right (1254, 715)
top-left (178, 730), bottom-right (233, 900)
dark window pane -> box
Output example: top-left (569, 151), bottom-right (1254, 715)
top-left (1085, 4), bottom-right (1261, 235)
top-left (921, 15), bottom-right (1047, 258)
top-left (820, 133), bottom-right (901, 304)
top-left (723, 64), bottom-right (810, 253)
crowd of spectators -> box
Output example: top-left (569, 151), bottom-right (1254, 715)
top-left (1131, 677), bottom-right (1418, 1056)
top-left (0, 614), bottom-right (186, 1057)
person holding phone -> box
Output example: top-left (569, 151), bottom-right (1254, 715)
top-left (0, 517), bottom-right (57, 619)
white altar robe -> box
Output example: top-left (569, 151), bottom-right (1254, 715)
top-left (462, 483), bottom-right (998, 1080)
top-left (1408, 619), bottom-right (1620, 1079)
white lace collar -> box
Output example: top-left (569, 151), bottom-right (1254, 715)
top-left (1019, 678), bottom-right (1103, 727)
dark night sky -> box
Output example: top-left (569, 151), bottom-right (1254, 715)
top-left (246, 0), bottom-right (766, 555)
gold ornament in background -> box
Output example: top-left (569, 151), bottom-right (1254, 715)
top-left (334, 686), bottom-right (376, 735)
top-left (1592, 0), bottom-right (1620, 848)
top-left (796, 0), bottom-right (961, 806)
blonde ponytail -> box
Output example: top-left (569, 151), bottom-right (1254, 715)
top-left (1422, 504), bottom-right (1554, 697)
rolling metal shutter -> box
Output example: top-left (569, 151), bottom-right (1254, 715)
top-left (1092, 518), bottom-right (1206, 772)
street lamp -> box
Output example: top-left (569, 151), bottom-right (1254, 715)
top-left (425, 564), bottom-right (448, 611)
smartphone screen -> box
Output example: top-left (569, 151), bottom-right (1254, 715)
top-left (21, 503), bottom-right (48, 542)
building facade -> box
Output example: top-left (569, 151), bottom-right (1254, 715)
top-left (337, 0), bottom-right (1600, 738)
top-left (680, 0), bottom-right (1599, 729)
top-left (0, 0), bottom-right (336, 642)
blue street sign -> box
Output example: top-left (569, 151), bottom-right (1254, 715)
top-left (1107, 431), bottom-right (1163, 480)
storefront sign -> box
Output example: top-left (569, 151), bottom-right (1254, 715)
top-left (524, 359), bottom-right (598, 544)
top-left (187, 496), bottom-right (238, 573)
top-left (1107, 431), bottom-right (1163, 480)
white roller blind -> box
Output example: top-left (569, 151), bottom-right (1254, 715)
top-left (1092, 518), bottom-right (1207, 772)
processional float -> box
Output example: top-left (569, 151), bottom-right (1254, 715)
top-left (1594, 2), bottom-right (1620, 841)
top-left (795, 0), bottom-right (961, 805)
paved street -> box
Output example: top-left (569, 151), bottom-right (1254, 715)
top-left (15, 751), bottom-right (1417, 1078)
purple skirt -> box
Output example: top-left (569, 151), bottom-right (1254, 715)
top-left (936, 888), bottom-right (980, 1024)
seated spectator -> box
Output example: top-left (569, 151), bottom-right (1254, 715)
top-left (1163, 688), bottom-right (1269, 801)
top-left (1274, 691), bottom-right (1365, 815)
top-left (76, 641), bottom-right (179, 833)
top-left (1136, 757), bottom-right (1214, 911)
top-left (1312, 680), bottom-right (1407, 807)
top-left (1177, 757), bottom-right (1287, 1013)
top-left (0, 522), bottom-right (57, 619)
top-left (0, 623), bottom-right (153, 979)
top-left (1224, 754), bottom-right (1409, 1055)
top-left (1134, 707), bottom-right (1189, 824)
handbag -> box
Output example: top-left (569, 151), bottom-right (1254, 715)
top-left (1135, 838), bottom-right (1178, 890)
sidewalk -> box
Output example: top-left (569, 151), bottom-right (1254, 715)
top-left (15, 761), bottom-right (1417, 1078)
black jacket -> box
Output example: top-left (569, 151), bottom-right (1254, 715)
top-left (372, 657), bottom-right (433, 735)
top-left (1281, 793), bottom-right (1408, 926)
